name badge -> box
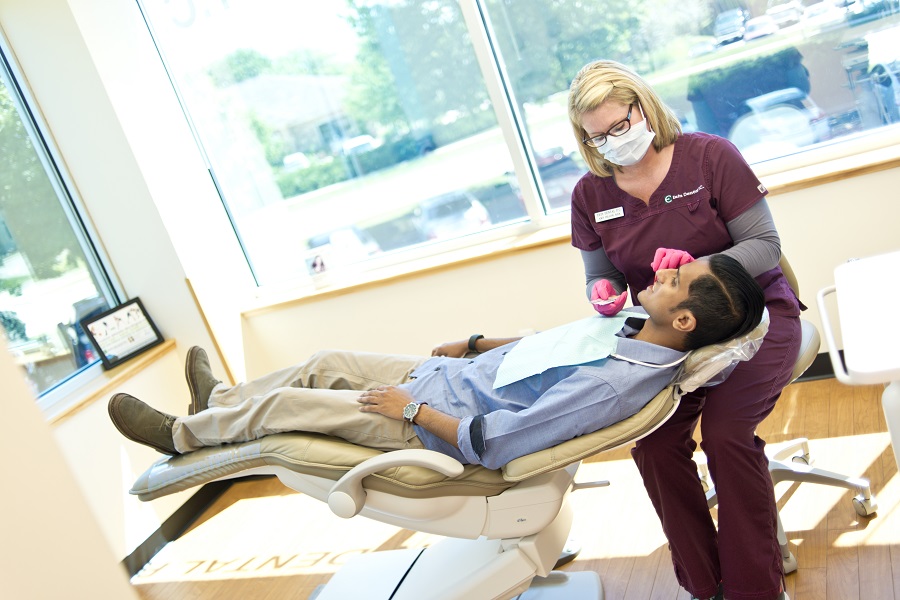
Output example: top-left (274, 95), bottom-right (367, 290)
top-left (594, 207), bottom-right (624, 223)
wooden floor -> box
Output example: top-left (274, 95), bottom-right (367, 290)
top-left (131, 378), bottom-right (899, 599)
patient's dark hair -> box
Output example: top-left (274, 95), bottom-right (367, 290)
top-left (675, 254), bottom-right (765, 350)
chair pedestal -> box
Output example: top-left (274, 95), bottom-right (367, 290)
top-left (315, 501), bottom-right (603, 600)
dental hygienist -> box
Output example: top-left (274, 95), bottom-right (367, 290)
top-left (566, 59), bottom-right (801, 600)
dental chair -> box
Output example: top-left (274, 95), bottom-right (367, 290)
top-left (128, 315), bottom-right (770, 600)
top-left (698, 256), bottom-right (878, 574)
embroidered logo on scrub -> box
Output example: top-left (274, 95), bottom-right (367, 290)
top-left (664, 184), bottom-right (705, 204)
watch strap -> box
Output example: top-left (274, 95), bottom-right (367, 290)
top-left (468, 334), bottom-right (485, 352)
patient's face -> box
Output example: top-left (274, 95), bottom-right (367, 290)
top-left (638, 259), bottom-right (711, 319)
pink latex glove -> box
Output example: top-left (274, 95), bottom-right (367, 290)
top-left (651, 248), bottom-right (695, 271)
top-left (590, 279), bottom-right (628, 316)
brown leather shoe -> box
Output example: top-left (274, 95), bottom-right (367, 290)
top-left (186, 346), bottom-right (221, 415)
top-left (108, 393), bottom-right (178, 455)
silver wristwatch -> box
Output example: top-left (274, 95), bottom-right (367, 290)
top-left (403, 401), bottom-right (421, 423)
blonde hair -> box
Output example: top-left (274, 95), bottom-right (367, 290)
top-left (568, 60), bottom-right (682, 177)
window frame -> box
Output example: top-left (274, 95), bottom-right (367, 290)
top-left (0, 32), bottom-right (125, 413)
top-left (135, 0), bottom-right (577, 296)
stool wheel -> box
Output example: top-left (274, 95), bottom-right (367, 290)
top-left (852, 495), bottom-right (878, 518)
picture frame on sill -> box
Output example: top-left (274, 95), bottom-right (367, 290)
top-left (80, 297), bottom-right (164, 370)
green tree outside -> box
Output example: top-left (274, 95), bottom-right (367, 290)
top-left (0, 86), bottom-right (84, 280)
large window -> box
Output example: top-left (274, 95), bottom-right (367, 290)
top-left (0, 47), bottom-right (117, 397)
top-left (139, 0), bottom-right (900, 287)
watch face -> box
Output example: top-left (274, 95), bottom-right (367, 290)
top-left (403, 402), bottom-right (418, 421)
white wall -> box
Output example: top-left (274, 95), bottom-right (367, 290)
top-left (0, 337), bottom-right (139, 600)
top-left (767, 165), bottom-right (900, 321)
top-left (241, 241), bottom-right (589, 376)
top-left (52, 344), bottom-right (202, 559)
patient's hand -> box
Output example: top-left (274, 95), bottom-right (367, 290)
top-left (358, 386), bottom-right (416, 420)
top-left (431, 340), bottom-right (468, 357)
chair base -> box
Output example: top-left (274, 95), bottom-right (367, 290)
top-left (698, 437), bottom-right (878, 575)
top-left (314, 539), bottom-right (603, 600)
top-left (768, 437), bottom-right (878, 517)
top-left (554, 536), bottom-right (582, 569)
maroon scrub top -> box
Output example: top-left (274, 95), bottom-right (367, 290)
top-left (571, 132), bottom-right (799, 318)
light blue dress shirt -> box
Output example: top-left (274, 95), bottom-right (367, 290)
top-left (493, 312), bottom-right (632, 388)
top-left (400, 316), bottom-right (687, 469)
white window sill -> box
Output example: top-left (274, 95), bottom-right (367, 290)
top-left (242, 216), bottom-right (573, 316)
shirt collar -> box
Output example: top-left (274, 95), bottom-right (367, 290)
top-left (614, 308), bottom-right (688, 366)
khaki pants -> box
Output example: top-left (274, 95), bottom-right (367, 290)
top-left (172, 350), bottom-right (428, 453)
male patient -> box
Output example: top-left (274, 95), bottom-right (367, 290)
top-left (109, 254), bottom-right (764, 470)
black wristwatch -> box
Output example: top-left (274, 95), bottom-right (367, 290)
top-left (468, 334), bottom-right (485, 353)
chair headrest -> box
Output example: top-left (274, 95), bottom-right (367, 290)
top-left (674, 308), bottom-right (769, 393)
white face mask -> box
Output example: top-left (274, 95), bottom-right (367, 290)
top-left (601, 103), bottom-right (656, 167)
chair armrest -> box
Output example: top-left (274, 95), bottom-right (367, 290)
top-left (328, 449), bottom-right (465, 518)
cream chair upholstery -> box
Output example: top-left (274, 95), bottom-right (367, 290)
top-left (132, 386), bottom-right (682, 599)
top-left (129, 314), bottom-right (770, 600)
top-left (699, 255), bottom-right (878, 574)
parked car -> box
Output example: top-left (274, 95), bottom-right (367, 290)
top-left (306, 225), bottom-right (381, 271)
top-left (766, 0), bottom-right (804, 27)
top-left (689, 38), bottom-right (718, 57)
top-left (744, 15), bottom-right (780, 40)
top-left (844, 0), bottom-right (891, 23)
top-left (281, 151), bottom-right (311, 171)
top-left (535, 148), bottom-right (585, 210)
top-left (713, 9), bottom-right (748, 45)
top-left (745, 87), bottom-right (830, 139)
top-left (413, 191), bottom-right (492, 241)
top-left (728, 87), bottom-right (831, 161)
top-left (801, 1), bottom-right (847, 34)
top-left (340, 135), bottom-right (381, 156)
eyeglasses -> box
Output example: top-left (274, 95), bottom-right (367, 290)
top-left (581, 104), bottom-right (633, 148)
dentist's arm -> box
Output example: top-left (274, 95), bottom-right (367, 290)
top-left (651, 200), bottom-right (780, 278)
top-left (581, 247), bottom-right (627, 298)
top-left (722, 198), bottom-right (781, 277)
